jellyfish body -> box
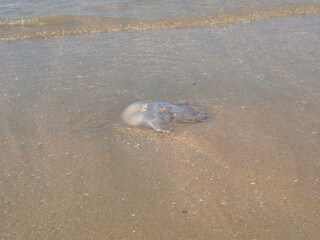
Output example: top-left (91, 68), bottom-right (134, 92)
top-left (121, 101), bottom-right (207, 132)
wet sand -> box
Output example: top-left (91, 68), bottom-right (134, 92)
top-left (1, 14), bottom-right (320, 240)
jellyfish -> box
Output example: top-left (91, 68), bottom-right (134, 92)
top-left (121, 101), bottom-right (207, 132)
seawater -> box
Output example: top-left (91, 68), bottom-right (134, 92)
top-left (0, 1), bottom-right (319, 41)
top-left (1, 1), bottom-right (320, 239)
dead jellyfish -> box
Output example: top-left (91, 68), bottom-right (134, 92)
top-left (121, 101), bottom-right (207, 132)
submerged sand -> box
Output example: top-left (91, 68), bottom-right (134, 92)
top-left (1, 14), bottom-right (319, 240)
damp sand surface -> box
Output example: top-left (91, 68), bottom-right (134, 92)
top-left (1, 4), bottom-right (320, 240)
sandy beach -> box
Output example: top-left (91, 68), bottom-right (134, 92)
top-left (1, 2), bottom-right (320, 239)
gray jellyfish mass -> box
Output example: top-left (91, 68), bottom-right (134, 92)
top-left (121, 101), bottom-right (207, 132)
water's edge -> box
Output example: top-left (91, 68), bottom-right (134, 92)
top-left (1, 5), bottom-right (319, 41)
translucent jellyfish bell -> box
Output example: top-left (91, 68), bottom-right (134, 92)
top-left (121, 101), bottom-right (207, 132)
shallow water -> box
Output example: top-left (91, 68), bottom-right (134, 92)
top-left (1, 2), bottom-right (320, 41)
top-left (1, 1), bottom-right (320, 239)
